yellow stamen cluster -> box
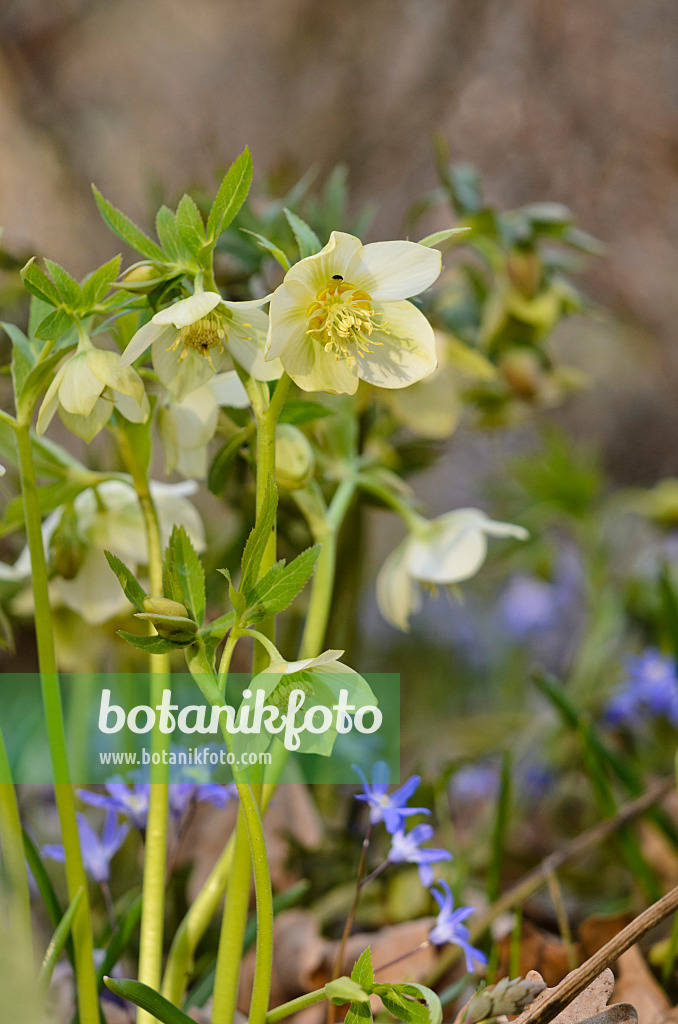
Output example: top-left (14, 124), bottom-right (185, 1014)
top-left (171, 311), bottom-right (227, 366)
top-left (306, 278), bottom-right (384, 365)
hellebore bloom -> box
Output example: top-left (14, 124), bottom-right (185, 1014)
top-left (605, 648), bottom-right (678, 727)
top-left (37, 340), bottom-right (149, 441)
top-left (0, 479), bottom-right (205, 624)
top-left (377, 508), bottom-right (528, 631)
top-left (43, 811), bottom-right (129, 885)
top-left (353, 760), bottom-right (429, 833)
top-left (120, 291), bottom-right (281, 401)
top-left (157, 370), bottom-right (250, 478)
top-left (265, 230), bottom-right (441, 395)
top-left (387, 823), bottom-right (452, 885)
top-left (428, 880), bottom-right (487, 973)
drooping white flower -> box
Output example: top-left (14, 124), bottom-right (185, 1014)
top-left (157, 370), bottom-right (250, 478)
top-left (120, 291), bottom-right (281, 401)
top-left (265, 231), bottom-right (441, 395)
top-left (377, 509), bottom-right (528, 631)
top-left (37, 340), bottom-right (149, 441)
top-left (0, 480), bottom-right (205, 624)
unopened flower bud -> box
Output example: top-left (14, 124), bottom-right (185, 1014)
top-left (143, 596), bottom-right (189, 618)
top-left (275, 424), bottom-right (315, 490)
top-left (507, 248), bottom-right (541, 298)
top-left (115, 262), bottom-right (170, 293)
top-left (49, 507), bottom-right (87, 580)
top-left (499, 348), bottom-right (543, 400)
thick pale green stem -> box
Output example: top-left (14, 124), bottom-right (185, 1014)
top-left (210, 812), bottom-right (253, 1024)
top-left (15, 423), bottom-right (100, 1024)
top-left (116, 426), bottom-right (170, 1024)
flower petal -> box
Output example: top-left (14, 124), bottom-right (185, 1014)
top-left (208, 370), bottom-right (250, 408)
top-left (281, 231), bottom-right (363, 297)
top-left (119, 321), bottom-right (170, 367)
top-left (376, 538), bottom-right (420, 631)
top-left (227, 306), bottom-right (282, 381)
top-left (348, 240), bottom-right (442, 301)
top-left (408, 522), bottom-right (488, 584)
top-left (357, 300), bottom-right (437, 390)
top-left (265, 283), bottom-right (309, 361)
top-left (112, 389), bottom-right (150, 424)
top-left (152, 335), bottom-right (218, 402)
top-left (59, 398), bottom-right (113, 441)
top-left (55, 546), bottom-right (131, 623)
top-left (153, 291), bottom-right (222, 328)
top-left (37, 362), bottom-right (68, 435)
top-left (275, 330), bottom-right (359, 395)
top-left (58, 353), bottom-right (105, 416)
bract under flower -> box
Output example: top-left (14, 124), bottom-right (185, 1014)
top-left (377, 509), bottom-right (528, 631)
top-left (121, 291), bottom-right (281, 401)
top-left (265, 231), bottom-right (441, 395)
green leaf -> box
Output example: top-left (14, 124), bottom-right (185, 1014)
top-left (399, 984), bottom-right (443, 1024)
top-left (92, 185), bottom-right (166, 261)
top-left (198, 610), bottom-right (236, 640)
top-left (20, 257), bottom-right (63, 307)
top-left (117, 632), bottom-right (188, 654)
top-left (351, 947), bottom-right (374, 992)
top-left (6, 322), bottom-right (35, 398)
top-left (38, 888), bottom-right (84, 990)
top-left (104, 977), bottom-right (196, 1024)
top-left (23, 830), bottom-right (72, 966)
top-left (374, 984), bottom-right (436, 1024)
top-left (207, 147), bottom-right (253, 242)
top-left (175, 194), bottom-right (206, 256)
top-left (418, 227), bottom-right (470, 247)
top-left (43, 259), bottom-right (82, 307)
top-left (241, 229), bottom-right (291, 271)
top-left (284, 209), bottom-right (322, 259)
top-left (279, 401), bottom-right (334, 425)
top-left (167, 525), bottom-right (206, 625)
top-left (245, 545), bottom-right (320, 620)
top-left (96, 893), bottom-right (142, 989)
top-left (218, 568), bottom-right (247, 619)
top-left (33, 308), bottom-right (74, 342)
top-left (0, 477), bottom-right (89, 538)
top-left (240, 476), bottom-right (277, 598)
top-left (156, 206), bottom-right (189, 263)
top-left (81, 255), bottom-right (122, 309)
top-left (207, 425), bottom-right (253, 495)
top-left (325, 977), bottom-right (371, 1006)
top-left (104, 551), bottom-right (147, 611)
top-left (344, 1001), bottom-right (373, 1024)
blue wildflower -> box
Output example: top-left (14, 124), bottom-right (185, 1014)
top-left (428, 879), bottom-right (487, 973)
top-left (387, 823), bottom-right (452, 885)
top-left (605, 649), bottom-right (678, 727)
top-left (499, 575), bottom-right (562, 639)
top-left (353, 761), bottom-right (429, 834)
top-left (78, 778), bottom-right (150, 831)
top-left (450, 764), bottom-right (499, 804)
top-left (43, 811), bottom-right (129, 884)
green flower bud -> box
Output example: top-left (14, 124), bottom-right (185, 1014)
top-left (499, 348), bottom-right (543, 400)
top-left (114, 262), bottom-right (172, 294)
top-left (143, 596), bottom-right (189, 618)
top-left (275, 424), bottom-right (315, 490)
top-left (136, 596), bottom-right (197, 641)
top-left (49, 507), bottom-right (87, 580)
top-left (506, 248), bottom-right (541, 298)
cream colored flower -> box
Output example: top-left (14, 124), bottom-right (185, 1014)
top-left (37, 342), bottom-right (149, 441)
top-left (265, 231), bottom-right (441, 395)
top-left (120, 291), bottom-right (281, 401)
top-left (157, 370), bottom-right (249, 478)
top-left (0, 480), bottom-right (205, 624)
top-left (377, 509), bottom-right (528, 631)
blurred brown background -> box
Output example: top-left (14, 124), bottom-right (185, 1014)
top-left (1, 0), bottom-right (678, 485)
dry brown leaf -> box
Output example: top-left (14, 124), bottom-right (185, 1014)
top-left (512, 969), bottom-right (616, 1024)
top-left (578, 915), bottom-right (634, 961)
top-left (613, 946), bottom-right (678, 1024)
top-left (496, 921), bottom-right (574, 986)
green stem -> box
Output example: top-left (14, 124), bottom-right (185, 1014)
top-left (116, 425), bottom-right (171, 1024)
top-left (265, 987), bottom-right (328, 1023)
top-left (0, 726), bottom-right (32, 946)
top-left (15, 423), bottom-right (100, 1024)
top-left (210, 811), bottom-right (254, 1024)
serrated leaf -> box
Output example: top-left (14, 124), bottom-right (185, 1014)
top-left (284, 209), bottom-right (322, 259)
top-left (104, 551), bottom-right (147, 611)
top-left (156, 206), bottom-right (187, 263)
top-left (81, 255), bottom-right (122, 309)
top-left (33, 308), bottom-right (74, 342)
top-left (245, 545), bottom-right (320, 620)
top-left (351, 947), bottom-right (374, 992)
top-left (207, 426), bottom-right (253, 495)
top-left (399, 985), bottom-right (443, 1024)
top-left (38, 887), bottom-right (84, 990)
top-left (20, 258), bottom-right (63, 307)
top-left (175, 194), bottom-right (206, 256)
top-left (344, 1001), bottom-right (373, 1024)
top-left (199, 610), bottom-right (236, 640)
top-left (325, 977), bottom-right (371, 1006)
top-left (279, 401), bottom-right (334, 425)
top-left (117, 632), bottom-right (188, 654)
top-left (162, 562), bottom-right (185, 605)
top-left (241, 229), bottom-right (291, 271)
top-left (217, 568), bottom-right (247, 618)
top-left (375, 984), bottom-right (433, 1024)
top-left (240, 476), bottom-right (277, 598)
top-left (7, 322), bottom-right (35, 397)
top-left (167, 525), bottom-right (206, 625)
top-left (104, 977), bottom-right (196, 1024)
top-left (43, 259), bottom-right (82, 306)
top-left (207, 147), bottom-right (253, 242)
top-left (92, 185), bottom-right (165, 261)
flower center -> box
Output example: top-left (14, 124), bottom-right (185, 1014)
top-left (306, 278), bottom-right (384, 365)
top-left (172, 311), bottom-right (227, 366)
